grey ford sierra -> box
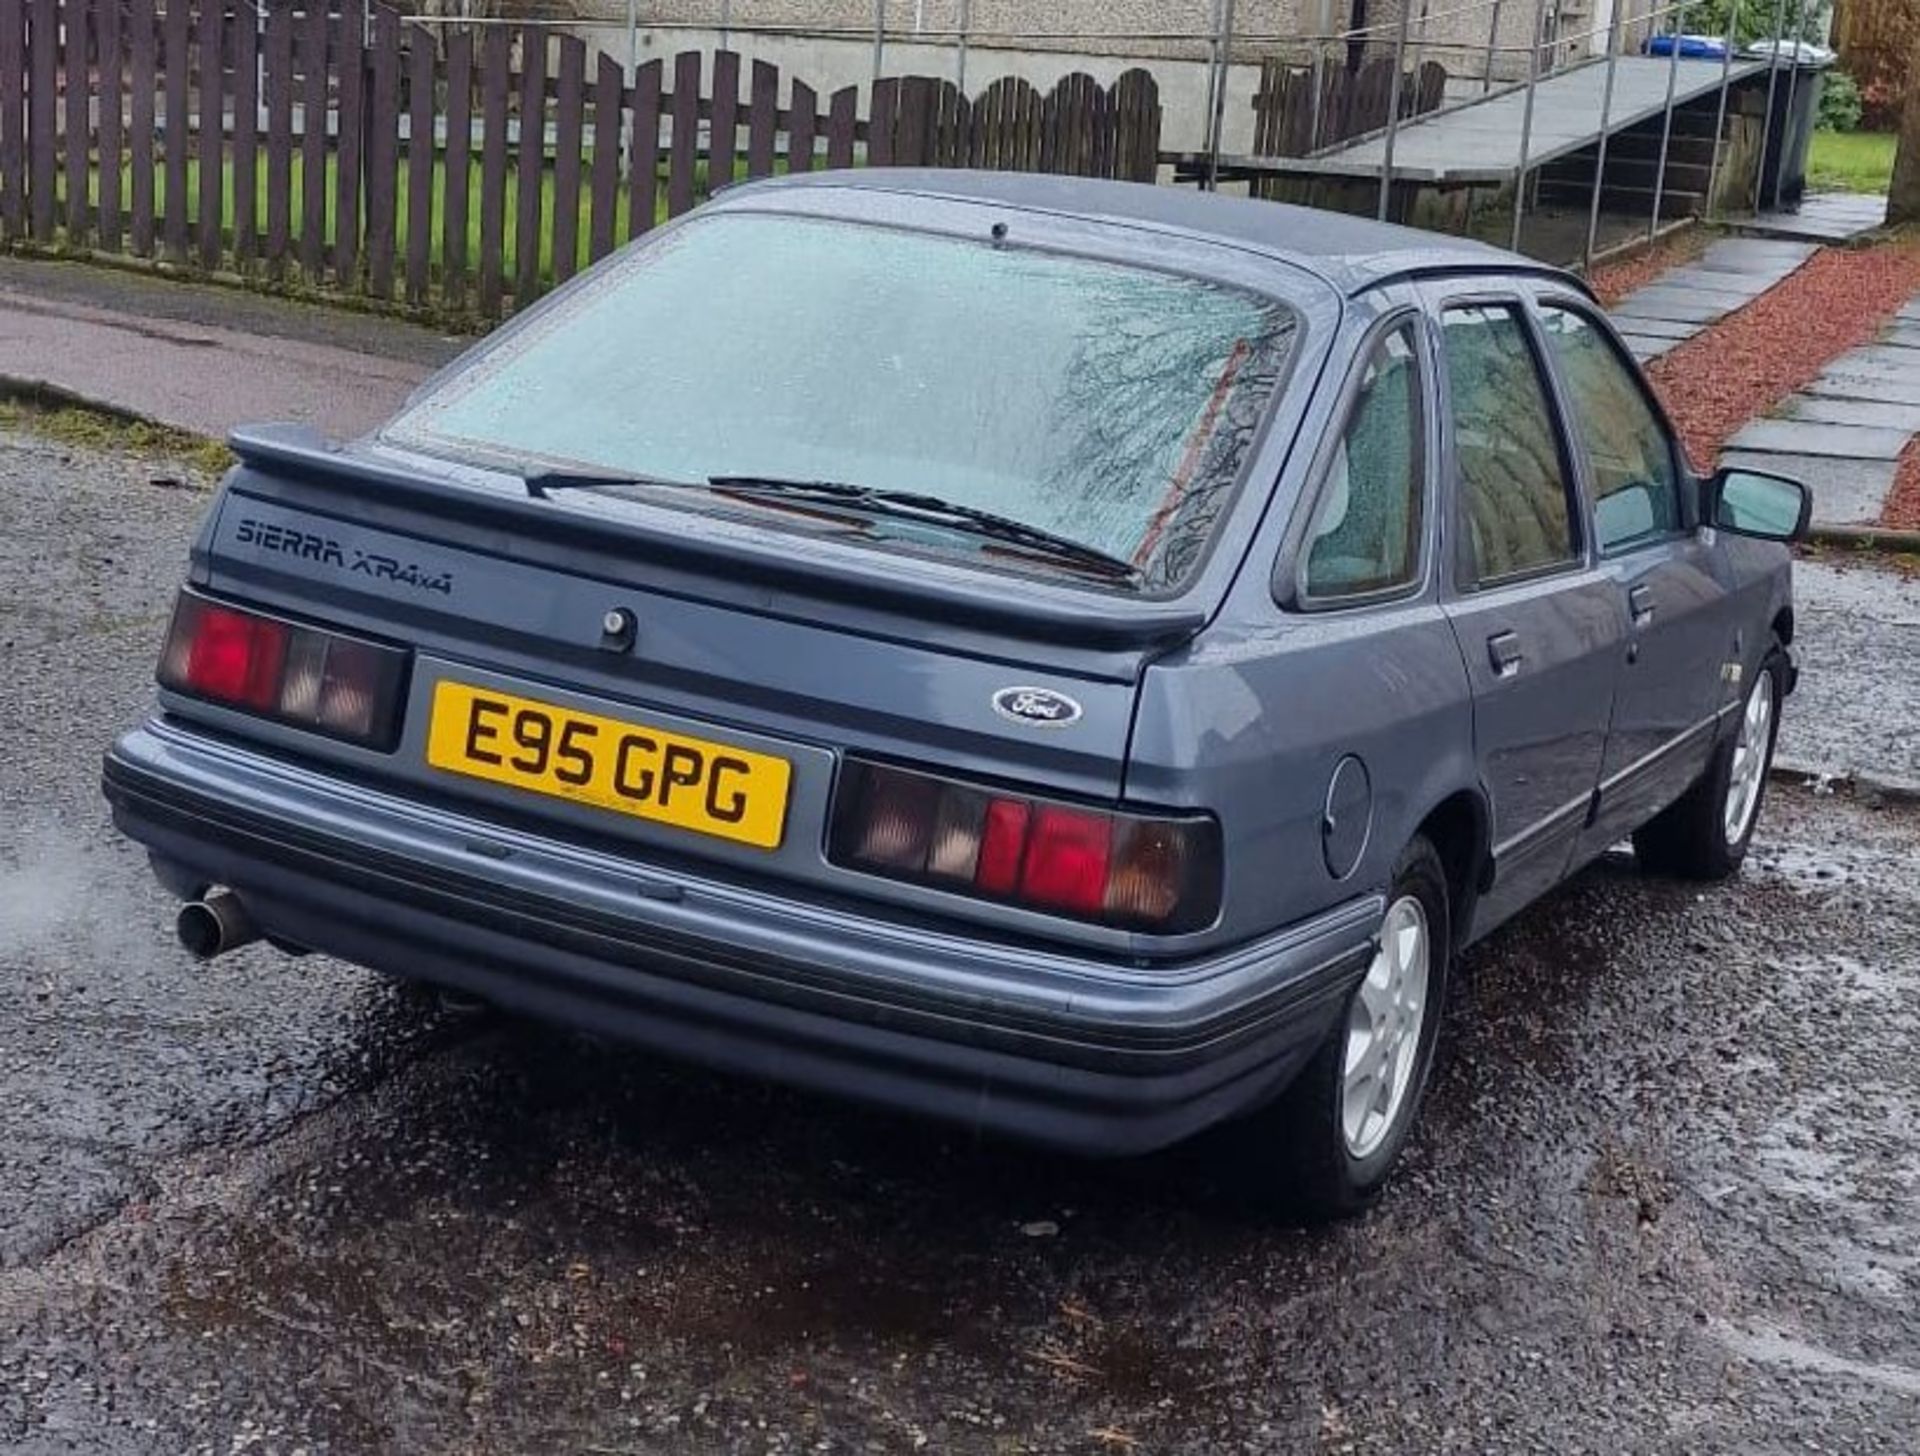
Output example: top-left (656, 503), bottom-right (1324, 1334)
top-left (103, 172), bottom-right (1809, 1219)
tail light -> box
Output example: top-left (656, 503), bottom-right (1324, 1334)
top-left (830, 760), bottom-right (1221, 933)
top-left (158, 590), bottom-right (410, 749)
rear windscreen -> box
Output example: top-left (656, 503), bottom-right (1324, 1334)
top-left (388, 213), bottom-right (1300, 590)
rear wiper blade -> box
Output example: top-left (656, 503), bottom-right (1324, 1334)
top-left (706, 474), bottom-right (1143, 583)
top-left (521, 466), bottom-right (693, 499)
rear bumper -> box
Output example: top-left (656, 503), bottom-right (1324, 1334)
top-left (102, 718), bottom-right (1378, 1155)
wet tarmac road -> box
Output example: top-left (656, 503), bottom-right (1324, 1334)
top-left (1776, 554), bottom-right (1920, 786)
top-left (0, 257), bottom-right (453, 442)
top-left (3, 429), bottom-right (1918, 1453)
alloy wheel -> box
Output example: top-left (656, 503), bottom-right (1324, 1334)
top-left (1342, 894), bottom-right (1431, 1161)
top-left (1723, 668), bottom-right (1775, 848)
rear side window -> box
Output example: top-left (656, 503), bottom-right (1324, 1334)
top-left (1538, 305), bottom-right (1681, 552)
top-left (1440, 304), bottom-right (1579, 586)
top-left (1300, 322), bottom-right (1424, 600)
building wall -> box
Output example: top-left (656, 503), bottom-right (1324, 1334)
top-left (564, 20), bottom-right (1250, 150)
top-left (558, 0), bottom-right (1653, 153)
top-left (564, 0), bottom-right (1592, 76)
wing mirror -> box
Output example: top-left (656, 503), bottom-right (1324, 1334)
top-left (1704, 467), bottom-right (1812, 543)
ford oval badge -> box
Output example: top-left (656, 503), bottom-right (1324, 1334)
top-left (992, 686), bottom-right (1083, 728)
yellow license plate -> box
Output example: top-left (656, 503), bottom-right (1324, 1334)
top-left (424, 680), bottom-right (792, 850)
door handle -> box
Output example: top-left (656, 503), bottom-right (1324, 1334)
top-left (1628, 583), bottom-right (1657, 626)
top-left (1487, 630), bottom-right (1524, 676)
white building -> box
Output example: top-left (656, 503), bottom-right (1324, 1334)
top-left (532, 0), bottom-right (1652, 152)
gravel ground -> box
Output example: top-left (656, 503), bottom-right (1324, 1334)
top-left (2, 430), bottom-right (1918, 1453)
top-left (1880, 440), bottom-right (1920, 530)
top-left (1647, 240), bottom-right (1920, 470)
top-left (1587, 230), bottom-right (1710, 311)
top-left (1777, 555), bottom-right (1920, 784)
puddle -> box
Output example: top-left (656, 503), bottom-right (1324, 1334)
top-left (1751, 842), bottom-right (1859, 891)
top-left (1708, 1319), bottom-right (1920, 1399)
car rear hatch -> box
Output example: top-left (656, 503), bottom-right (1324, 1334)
top-left (179, 427), bottom-right (1209, 929)
top-left (168, 192), bottom-right (1339, 947)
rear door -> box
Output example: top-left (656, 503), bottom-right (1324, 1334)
top-left (1424, 288), bottom-right (1628, 940)
top-left (1531, 296), bottom-right (1732, 855)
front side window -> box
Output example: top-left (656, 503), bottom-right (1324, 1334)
top-left (388, 214), bottom-right (1301, 591)
top-left (1539, 304), bottom-right (1681, 552)
top-left (1300, 322), bottom-right (1424, 600)
top-left (1440, 304), bottom-right (1579, 586)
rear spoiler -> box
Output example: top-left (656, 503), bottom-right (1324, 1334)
top-left (226, 423), bottom-right (1212, 655)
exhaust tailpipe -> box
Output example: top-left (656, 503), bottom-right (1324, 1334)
top-left (176, 890), bottom-right (260, 961)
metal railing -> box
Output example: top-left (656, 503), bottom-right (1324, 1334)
top-left (1221, 0), bottom-right (1816, 267)
top-left (406, 0), bottom-right (1819, 273)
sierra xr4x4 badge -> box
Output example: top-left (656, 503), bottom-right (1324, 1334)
top-left (234, 516), bottom-right (454, 595)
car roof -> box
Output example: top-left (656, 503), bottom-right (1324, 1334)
top-left (725, 169), bottom-right (1582, 297)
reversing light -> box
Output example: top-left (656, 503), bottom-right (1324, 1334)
top-left (829, 761), bottom-right (1221, 932)
top-left (158, 590), bottom-right (410, 749)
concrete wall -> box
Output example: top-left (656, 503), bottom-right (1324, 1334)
top-left (573, 1), bottom-right (1241, 62)
top-left (571, 20), bottom-right (1268, 151)
top-left (560, 0), bottom-right (1662, 154)
top-left (565, 0), bottom-right (1607, 81)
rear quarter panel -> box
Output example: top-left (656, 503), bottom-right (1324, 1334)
top-left (1128, 603), bottom-right (1476, 945)
top-left (1127, 286), bottom-right (1479, 949)
top-left (1712, 530), bottom-right (1797, 696)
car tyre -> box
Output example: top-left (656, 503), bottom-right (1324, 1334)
top-left (1236, 834), bottom-right (1451, 1222)
top-left (1633, 643), bottom-right (1785, 882)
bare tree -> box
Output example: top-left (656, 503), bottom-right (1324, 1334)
top-left (1891, 29), bottom-right (1920, 224)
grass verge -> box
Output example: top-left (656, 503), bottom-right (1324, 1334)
top-left (1807, 130), bottom-right (1896, 195)
top-left (60, 149), bottom-right (758, 292)
top-left (0, 385), bottom-right (232, 479)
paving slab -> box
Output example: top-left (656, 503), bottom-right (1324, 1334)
top-left (1776, 559), bottom-right (1920, 781)
top-left (1716, 450), bottom-right (1895, 524)
top-left (1649, 267), bottom-right (1776, 299)
top-left (1611, 291), bottom-right (1734, 324)
top-left (1778, 394), bottom-right (1920, 431)
top-left (1617, 334), bottom-right (1685, 360)
top-left (1695, 237), bottom-right (1819, 268)
top-left (1605, 237), bottom-right (1810, 349)
top-left (1610, 315), bottom-right (1700, 340)
top-left (1683, 254), bottom-right (1805, 277)
top-left (1741, 191), bottom-right (1888, 242)
top-left (1724, 418), bottom-right (1910, 460)
top-left (1694, 277), bottom-right (1920, 528)
top-left (1635, 272), bottom-right (1766, 301)
top-left (1805, 371), bottom-right (1920, 406)
top-left (1817, 344), bottom-right (1920, 379)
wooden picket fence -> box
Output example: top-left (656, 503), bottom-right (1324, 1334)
top-left (0, 0), bottom-right (1161, 320)
top-left (1251, 56), bottom-right (1450, 159)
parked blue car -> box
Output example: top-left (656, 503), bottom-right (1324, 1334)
top-left (103, 172), bottom-right (1808, 1218)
